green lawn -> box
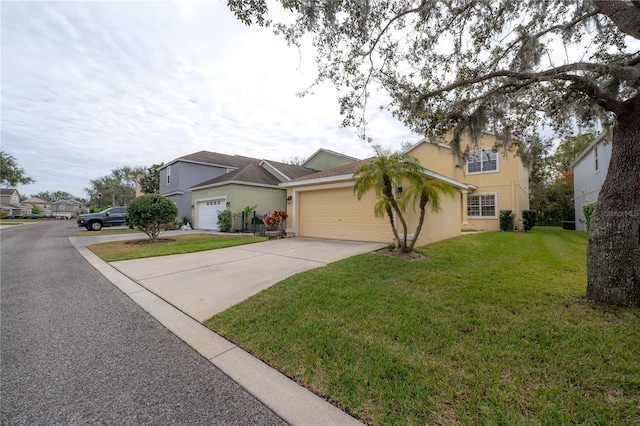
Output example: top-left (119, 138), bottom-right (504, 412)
top-left (89, 233), bottom-right (266, 262)
top-left (204, 229), bottom-right (640, 425)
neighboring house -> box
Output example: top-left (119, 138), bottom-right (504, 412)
top-left (302, 148), bottom-right (359, 171)
top-left (159, 148), bottom-right (358, 230)
top-left (159, 152), bottom-right (263, 220)
top-left (0, 188), bottom-right (31, 217)
top-left (51, 199), bottom-right (85, 219)
top-left (23, 197), bottom-right (53, 217)
top-left (571, 132), bottom-right (612, 231)
top-left (190, 160), bottom-right (319, 230)
top-left (281, 132), bottom-right (530, 246)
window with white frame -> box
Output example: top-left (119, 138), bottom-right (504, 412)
top-left (467, 150), bottom-right (498, 174)
top-left (166, 165), bottom-right (171, 185)
top-left (467, 194), bottom-right (496, 217)
top-left (594, 145), bottom-right (599, 172)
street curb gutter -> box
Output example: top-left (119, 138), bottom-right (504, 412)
top-left (69, 237), bottom-right (363, 426)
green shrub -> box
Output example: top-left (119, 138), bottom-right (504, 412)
top-left (126, 194), bottom-right (178, 241)
top-left (583, 203), bottom-right (596, 231)
top-left (562, 221), bottom-right (576, 230)
top-left (217, 209), bottom-right (232, 232)
top-left (521, 210), bottom-right (536, 232)
top-left (499, 210), bottom-right (515, 231)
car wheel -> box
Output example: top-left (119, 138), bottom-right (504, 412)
top-left (85, 226), bottom-right (91, 231)
top-left (89, 221), bottom-right (103, 231)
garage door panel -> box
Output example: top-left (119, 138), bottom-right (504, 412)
top-left (198, 199), bottom-right (225, 230)
top-left (298, 187), bottom-right (390, 242)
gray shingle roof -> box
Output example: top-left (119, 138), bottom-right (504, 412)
top-left (191, 164), bottom-right (281, 188)
top-left (168, 151), bottom-right (261, 169)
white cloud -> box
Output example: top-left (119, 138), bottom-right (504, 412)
top-left (1, 1), bottom-right (418, 198)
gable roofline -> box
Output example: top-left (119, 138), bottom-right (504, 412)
top-left (159, 151), bottom-right (261, 170)
top-left (570, 131), bottom-right (609, 169)
top-left (259, 160), bottom-right (291, 181)
top-left (281, 156), bottom-right (472, 190)
top-left (191, 180), bottom-right (282, 191)
top-left (403, 137), bottom-right (452, 155)
top-left (302, 148), bottom-right (359, 167)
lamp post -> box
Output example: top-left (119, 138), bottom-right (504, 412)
top-left (98, 192), bottom-right (102, 210)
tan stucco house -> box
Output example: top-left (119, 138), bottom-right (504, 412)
top-left (282, 133), bottom-right (530, 246)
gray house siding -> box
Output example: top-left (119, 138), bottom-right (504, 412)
top-left (159, 162), bottom-right (230, 220)
top-left (573, 135), bottom-right (612, 231)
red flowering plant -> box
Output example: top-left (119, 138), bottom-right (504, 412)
top-left (263, 210), bottom-right (288, 231)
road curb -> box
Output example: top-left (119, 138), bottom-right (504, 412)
top-left (70, 236), bottom-right (363, 426)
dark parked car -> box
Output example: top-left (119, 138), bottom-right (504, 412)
top-left (77, 207), bottom-right (127, 231)
top-left (22, 213), bottom-right (39, 219)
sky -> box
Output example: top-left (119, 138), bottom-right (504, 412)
top-left (2, 1), bottom-right (420, 199)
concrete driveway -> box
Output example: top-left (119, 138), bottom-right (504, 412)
top-left (110, 237), bottom-right (385, 322)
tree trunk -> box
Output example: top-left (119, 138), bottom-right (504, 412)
top-left (586, 96), bottom-right (640, 307)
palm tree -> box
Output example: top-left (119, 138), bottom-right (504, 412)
top-left (403, 178), bottom-right (455, 252)
top-left (353, 145), bottom-right (454, 253)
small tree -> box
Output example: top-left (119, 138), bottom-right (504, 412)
top-left (583, 203), bottom-right (596, 232)
top-left (522, 210), bottom-right (537, 232)
top-left (217, 209), bottom-right (232, 232)
top-left (354, 146), bottom-right (453, 253)
top-left (126, 194), bottom-right (178, 241)
top-left (499, 210), bottom-right (515, 232)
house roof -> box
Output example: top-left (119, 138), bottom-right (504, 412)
top-left (282, 158), bottom-right (374, 186)
top-left (190, 160), bottom-right (319, 191)
top-left (0, 188), bottom-right (19, 196)
top-left (282, 156), bottom-right (472, 190)
top-left (302, 148), bottom-right (359, 167)
top-left (51, 199), bottom-right (83, 205)
top-left (570, 131), bottom-right (609, 169)
top-left (259, 160), bottom-right (318, 180)
top-left (190, 164), bottom-right (281, 190)
top-left (161, 151), bottom-right (261, 170)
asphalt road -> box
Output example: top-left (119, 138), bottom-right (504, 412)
top-left (1, 220), bottom-right (287, 425)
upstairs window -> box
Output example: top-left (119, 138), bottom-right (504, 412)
top-left (467, 150), bottom-right (498, 174)
top-left (166, 165), bottom-right (171, 185)
top-left (594, 145), bottom-right (599, 172)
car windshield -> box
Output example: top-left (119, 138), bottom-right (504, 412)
top-left (99, 208), bottom-right (112, 214)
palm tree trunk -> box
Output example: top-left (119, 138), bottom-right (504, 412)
top-left (383, 177), bottom-right (409, 250)
top-left (385, 205), bottom-right (401, 248)
top-left (408, 192), bottom-right (429, 252)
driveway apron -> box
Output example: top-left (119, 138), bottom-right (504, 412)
top-left (109, 237), bottom-right (385, 322)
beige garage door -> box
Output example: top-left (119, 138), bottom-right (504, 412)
top-left (298, 187), bottom-right (391, 242)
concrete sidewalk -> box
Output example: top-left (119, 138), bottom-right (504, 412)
top-left (71, 233), bottom-right (384, 425)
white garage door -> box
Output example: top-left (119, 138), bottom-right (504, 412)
top-left (197, 199), bottom-right (225, 230)
top-left (298, 187), bottom-right (390, 242)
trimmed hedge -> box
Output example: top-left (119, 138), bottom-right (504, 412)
top-left (521, 210), bottom-right (536, 232)
top-left (583, 203), bottom-right (596, 231)
top-left (217, 209), bottom-right (232, 232)
top-left (562, 221), bottom-right (576, 230)
top-left (499, 210), bottom-right (515, 231)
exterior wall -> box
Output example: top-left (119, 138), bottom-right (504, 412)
top-left (292, 183), bottom-right (392, 243)
top-left (191, 184), bottom-right (286, 229)
top-left (408, 133), bottom-right (530, 231)
top-left (303, 152), bottom-right (356, 171)
top-left (573, 140), bottom-right (612, 231)
top-left (408, 142), bottom-right (457, 177)
top-left (286, 182), bottom-right (462, 245)
top-left (404, 188), bottom-right (462, 246)
top-left (451, 134), bottom-right (529, 230)
top-left (160, 162), bottom-right (229, 220)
